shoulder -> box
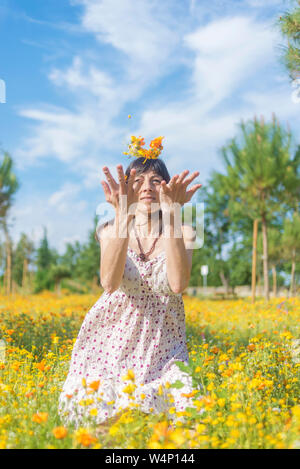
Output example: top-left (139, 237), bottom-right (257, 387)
top-left (95, 218), bottom-right (115, 243)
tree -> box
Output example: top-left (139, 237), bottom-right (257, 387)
top-left (282, 212), bottom-right (300, 296)
top-left (220, 113), bottom-right (298, 301)
top-left (200, 173), bottom-right (231, 293)
top-left (12, 233), bottom-right (35, 292)
top-left (47, 264), bottom-right (72, 296)
top-left (277, 0), bottom-right (300, 80)
top-left (75, 215), bottom-right (102, 285)
top-left (0, 151), bottom-right (20, 294)
top-left (257, 225), bottom-right (284, 298)
top-left (34, 226), bottom-right (56, 292)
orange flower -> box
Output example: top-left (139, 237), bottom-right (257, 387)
top-left (76, 429), bottom-right (97, 447)
top-left (88, 380), bottom-right (100, 392)
top-left (125, 135), bottom-right (164, 163)
top-left (66, 394), bottom-right (73, 399)
top-left (36, 360), bottom-right (46, 372)
top-left (150, 136), bottom-right (164, 149)
top-left (52, 426), bottom-right (68, 439)
top-left (181, 390), bottom-right (196, 398)
top-left (32, 412), bottom-right (48, 423)
top-left (247, 344), bottom-right (256, 352)
top-left (152, 421), bottom-right (172, 440)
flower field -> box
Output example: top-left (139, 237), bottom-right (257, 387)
top-left (0, 292), bottom-right (299, 449)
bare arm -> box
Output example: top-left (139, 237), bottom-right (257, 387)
top-left (98, 164), bottom-right (143, 294)
top-left (99, 212), bottom-right (134, 294)
top-left (164, 215), bottom-right (195, 294)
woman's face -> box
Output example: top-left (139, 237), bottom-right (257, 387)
top-left (132, 170), bottom-right (163, 213)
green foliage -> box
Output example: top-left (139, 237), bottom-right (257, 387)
top-left (277, 0), bottom-right (300, 80)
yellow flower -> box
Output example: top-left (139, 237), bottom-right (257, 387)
top-left (90, 408), bottom-right (98, 417)
top-left (230, 429), bottom-right (240, 439)
top-left (217, 398), bottom-right (226, 408)
top-left (122, 383), bottom-right (136, 394)
top-left (109, 425), bottom-right (119, 436)
top-left (169, 429), bottom-right (186, 446)
top-left (122, 369), bottom-right (135, 382)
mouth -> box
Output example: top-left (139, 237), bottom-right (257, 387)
top-left (141, 197), bottom-right (155, 201)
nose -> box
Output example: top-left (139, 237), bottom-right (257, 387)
top-left (141, 179), bottom-right (154, 190)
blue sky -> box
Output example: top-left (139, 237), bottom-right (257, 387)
top-left (0, 0), bottom-right (299, 254)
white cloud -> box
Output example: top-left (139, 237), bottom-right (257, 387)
top-left (8, 187), bottom-right (91, 254)
top-left (75, 0), bottom-right (180, 73)
top-left (183, 15), bottom-right (277, 104)
top-left (48, 182), bottom-right (85, 215)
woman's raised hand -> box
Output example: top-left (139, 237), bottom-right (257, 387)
top-left (159, 170), bottom-right (202, 208)
top-left (101, 165), bottom-right (143, 215)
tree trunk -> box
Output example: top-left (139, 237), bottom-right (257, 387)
top-left (5, 241), bottom-right (11, 296)
top-left (257, 271), bottom-right (262, 297)
top-left (55, 279), bottom-right (61, 296)
top-left (219, 269), bottom-right (229, 295)
top-left (251, 219), bottom-right (258, 304)
top-left (272, 264), bottom-right (277, 298)
top-left (290, 248), bottom-right (296, 297)
top-left (261, 215), bottom-right (269, 301)
top-left (22, 257), bottom-right (28, 289)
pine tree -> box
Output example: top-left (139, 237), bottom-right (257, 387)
top-left (277, 0), bottom-right (300, 80)
top-left (220, 113), bottom-right (298, 301)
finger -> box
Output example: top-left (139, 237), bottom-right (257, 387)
top-left (102, 166), bottom-right (119, 191)
top-left (183, 171), bottom-right (200, 187)
top-left (116, 164), bottom-right (126, 194)
top-left (100, 180), bottom-right (111, 198)
top-left (160, 180), bottom-right (169, 192)
top-left (176, 170), bottom-right (189, 185)
top-left (167, 174), bottom-right (179, 190)
top-left (126, 168), bottom-right (136, 191)
top-left (186, 184), bottom-right (202, 200)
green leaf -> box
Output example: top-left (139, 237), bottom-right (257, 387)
top-left (174, 361), bottom-right (191, 373)
top-left (169, 380), bottom-right (184, 389)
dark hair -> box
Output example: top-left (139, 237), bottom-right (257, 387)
top-left (124, 157), bottom-right (170, 184)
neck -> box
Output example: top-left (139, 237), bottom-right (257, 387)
top-left (134, 210), bottom-right (161, 237)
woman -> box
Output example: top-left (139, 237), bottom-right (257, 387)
top-left (59, 156), bottom-right (202, 427)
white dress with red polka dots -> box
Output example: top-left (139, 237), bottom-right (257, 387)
top-left (58, 247), bottom-right (199, 427)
